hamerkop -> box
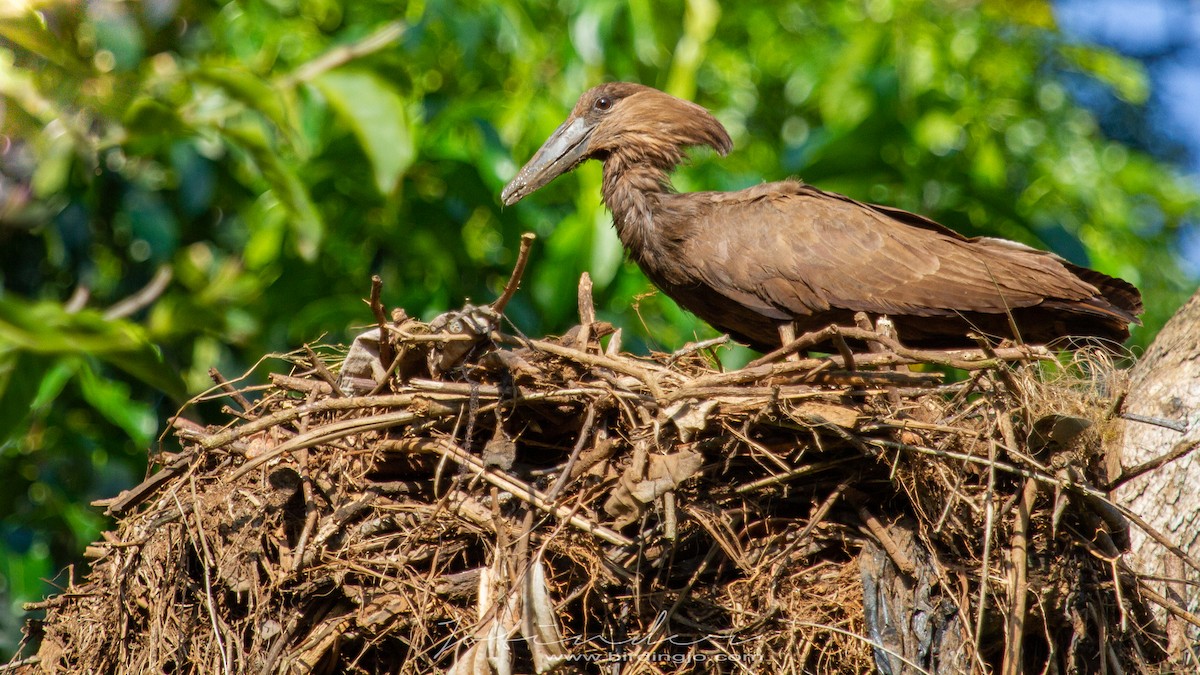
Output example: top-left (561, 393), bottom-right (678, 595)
top-left (501, 82), bottom-right (1143, 351)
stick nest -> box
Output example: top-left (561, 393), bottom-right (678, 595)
top-left (14, 281), bottom-right (1195, 674)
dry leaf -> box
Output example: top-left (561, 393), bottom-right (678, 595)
top-left (788, 401), bottom-right (860, 429)
top-left (337, 327), bottom-right (388, 395)
top-left (428, 304), bottom-right (500, 375)
top-left (521, 560), bottom-right (567, 673)
top-left (1028, 414), bottom-right (1092, 456)
top-left (604, 450), bottom-right (704, 527)
top-left (484, 349), bottom-right (542, 381)
top-left (483, 425), bottom-right (517, 470)
top-left (662, 399), bottom-right (719, 442)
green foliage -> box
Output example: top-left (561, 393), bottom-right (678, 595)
top-left (1, 0), bottom-right (1198, 657)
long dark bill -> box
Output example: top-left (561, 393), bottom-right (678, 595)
top-left (501, 117), bottom-right (594, 206)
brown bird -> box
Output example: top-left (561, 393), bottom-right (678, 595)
top-left (501, 82), bottom-right (1143, 351)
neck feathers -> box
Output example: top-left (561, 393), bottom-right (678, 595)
top-left (595, 89), bottom-right (731, 259)
top-left (601, 154), bottom-right (666, 258)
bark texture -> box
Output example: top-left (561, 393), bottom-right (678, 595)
top-left (1117, 286), bottom-right (1200, 652)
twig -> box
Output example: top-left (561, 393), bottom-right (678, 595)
top-left (668, 335), bottom-right (730, 364)
top-left (368, 275), bottom-right (388, 328)
top-left (387, 330), bottom-right (479, 343)
top-left (627, 524), bottom-right (728, 670)
top-left (1110, 558), bottom-right (1128, 632)
top-left (209, 367), bottom-right (253, 412)
top-left (491, 331), bottom-right (674, 399)
top-left (281, 21), bottom-right (407, 86)
top-left (64, 285), bottom-right (90, 313)
top-left (972, 334), bottom-right (1025, 402)
top-left (260, 612), bottom-right (306, 675)
top-left (304, 344), bottom-right (343, 397)
top-left (545, 405), bottom-right (597, 502)
top-left (220, 404), bottom-right (254, 422)
top-left (1119, 412), bottom-right (1188, 433)
top-left (1165, 555), bottom-right (1188, 661)
top-left (0, 657), bottom-right (40, 673)
top-left (1001, 476), bottom-right (1039, 675)
top-left (1108, 439), bottom-right (1200, 490)
top-left (368, 275), bottom-right (394, 370)
top-left (491, 232), bottom-right (536, 315)
top-left (291, 448), bottom-right (320, 574)
top-left (748, 324), bottom-right (1049, 370)
top-left (734, 457), bottom-right (858, 494)
top-left (176, 477), bottom-right (231, 675)
top-left (575, 271), bottom-right (594, 349)
top-left (805, 370), bottom-right (943, 387)
top-left (92, 451), bottom-right (199, 516)
top-left (1073, 534), bottom-right (1200, 633)
top-left (874, 437), bottom-right (1200, 576)
top-left (388, 437), bottom-right (632, 546)
top-left (227, 407), bottom-right (459, 480)
top-left (747, 325), bottom-right (843, 367)
top-left (831, 331), bottom-right (856, 372)
top-left (693, 345), bottom-right (1046, 395)
top-left (974, 441), bottom-right (999, 658)
top-left (791, 622), bottom-right (934, 675)
top-left (858, 314), bottom-right (903, 406)
top-left (269, 372), bottom-right (333, 395)
top-left (767, 483), bottom-right (849, 587)
top-left (1112, 500), bottom-right (1200, 577)
top-left (201, 394), bottom-right (448, 449)
top-left (104, 265), bottom-right (173, 319)
top-left (1133, 571), bottom-right (1200, 630)
top-left (852, 501), bottom-right (916, 576)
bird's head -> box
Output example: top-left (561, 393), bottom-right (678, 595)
top-left (501, 82), bottom-right (733, 206)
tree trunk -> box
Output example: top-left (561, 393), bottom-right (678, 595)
top-left (1116, 286), bottom-right (1200, 659)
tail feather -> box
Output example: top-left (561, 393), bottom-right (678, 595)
top-left (1061, 262), bottom-right (1143, 324)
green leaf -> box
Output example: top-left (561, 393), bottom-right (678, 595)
top-left (194, 64), bottom-right (300, 146)
top-left (1059, 45), bottom-right (1149, 104)
top-left (0, 9), bottom-right (90, 72)
top-left (971, 138), bottom-right (1007, 188)
top-left (983, 0), bottom-right (1056, 29)
top-left (314, 69), bottom-right (415, 195)
top-left (242, 193), bottom-right (290, 269)
top-left (222, 122), bottom-right (325, 260)
top-left (914, 110), bottom-right (962, 156)
top-left (0, 297), bottom-right (187, 401)
top-left (30, 124), bottom-right (76, 198)
top-left (0, 541), bottom-right (52, 602)
top-left (0, 351), bottom-right (49, 448)
top-left (61, 502), bottom-right (106, 548)
top-left (817, 29), bottom-right (882, 133)
top-left (122, 97), bottom-right (190, 138)
top-left (77, 363), bottom-right (157, 445)
top-left (664, 0), bottom-right (720, 100)
top-left (29, 359), bottom-right (77, 411)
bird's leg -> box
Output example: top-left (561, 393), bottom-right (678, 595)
top-left (874, 316), bottom-right (898, 344)
top-left (777, 322), bottom-right (799, 362)
top-left (871, 315), bottom-right (904, 408)
top-left (853, 313), bottom-right (879, 350)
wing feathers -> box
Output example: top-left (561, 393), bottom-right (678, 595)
top-left (658, 181), bottom-right (1136, 330)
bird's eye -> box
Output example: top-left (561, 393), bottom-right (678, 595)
top-left (593, 96), bottom-right (613, 112)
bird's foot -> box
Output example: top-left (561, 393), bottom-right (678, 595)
top-left (777, 323), bottom-right (799, 362)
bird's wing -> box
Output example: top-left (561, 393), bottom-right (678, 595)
top-left (672, 182), bottom-right (1103, 319)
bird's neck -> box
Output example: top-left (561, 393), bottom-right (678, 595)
top-left (600, 152), bottom-right (678, 259)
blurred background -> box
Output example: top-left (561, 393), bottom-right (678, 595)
top-left (2, 0), bottom-right (1198, 659)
